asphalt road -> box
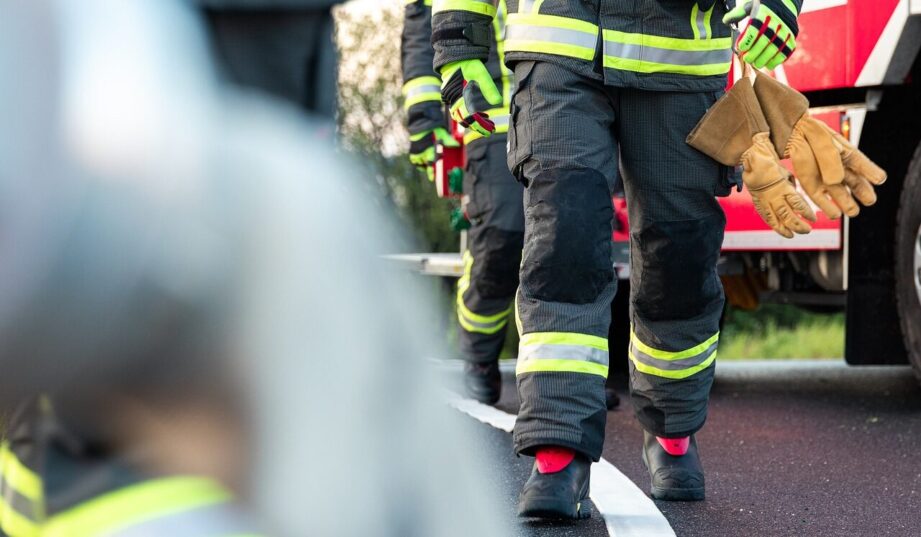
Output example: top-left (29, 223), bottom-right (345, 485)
top-left (453, 360), bottom-right (921, 537)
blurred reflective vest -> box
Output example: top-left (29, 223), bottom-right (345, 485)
top-left (432, 0), bottom-right (733, 92)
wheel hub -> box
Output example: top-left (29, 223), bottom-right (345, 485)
top-left (915, 223), bottom-right (921, 307)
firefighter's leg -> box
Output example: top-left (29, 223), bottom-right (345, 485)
top-left (457, 134), bottom-right (525, 403)
top-left (617, 88), bottom-right (727, 501)
top-left (509, 61), bottom-right (619, 519)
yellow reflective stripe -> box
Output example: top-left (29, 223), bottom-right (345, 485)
top-left (602, 57), bottom-right (730, 76)
top-left (493, 1), bottom-right (513, 108)
top-left (516, 359), bottom-right (608, 377)
top-left (0, 442), bottom-right (42, 502)
top-left (703, 5), bottom-right (714, 40)
top-left (520, 332), bottom-right (608, 351)
top-left (691, 3), bottom-right (701, 40)
top-left (514, 292), bottom-right (523, 337)
top-left (603, 31), bottom-right (731, 52)
top-left (402, 76), bottom-right (442, 94)
top-left (629, 348), bottom-right (716, 380)
top-left (629, 330), bottom-right (719, 360)
top-left (432, 0), bottom-right (497, 17)
top-left (531, 0), bottom-right (546, 13)
top-left (459, 314), bottom-right (509, 335)
top-left (0, 495), bottom-right (39, 537)
top-left (403, 76), bottom-right (443, 110)
top-left (505, 13), bottom-right (599, 61)
top-left (403, 0), bottom-right (431, 5)
top-left (458, 300), bottom-right (513, 325)
top-left (42, 477), bottom-right (231, 537)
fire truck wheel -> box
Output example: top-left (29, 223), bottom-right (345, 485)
top-left (896, 141), bottom-right (921, 383)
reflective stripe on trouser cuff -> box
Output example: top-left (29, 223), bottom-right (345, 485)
top-left (516, 332), bottom-right (609, 377)
top-left (433, 0), bottom-right (496, 17)
top-left (42, 477), bottom-right (233, 537)
top-left (463, 111), bottom-right (509, 144)
top-left (505, 13), bottom-right (598, 61)
top-left (0, 442), bottom-right (42, 502)
top-left (629, 330), bottom-right (718, 379)
top-left (403, 77), bottom-right (442, 110)
top-left (457, 250), bottom-right (511, 334)
top-left (602, 31), bottom-right (731, 76)
top-left (1, 495), bottom-right (39, 537)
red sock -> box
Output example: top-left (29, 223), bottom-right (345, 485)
top-left (535, 447), bottom-right (575, 474)
top-left (657, 436), bottom-right (690, 456)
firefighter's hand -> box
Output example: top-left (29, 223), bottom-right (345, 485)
top-left (440, 60), bottom-right (502, 137)
top-left (724, 0), bottom-right (799, 69)
top-left (409, 127), bottom-right (458, 181)
top-left (743, 133), bottom-right (816, 238)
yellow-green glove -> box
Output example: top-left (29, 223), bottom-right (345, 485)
top-left (409, 127), bottom-right (459, 181)
top-left (724, 0), bottom-right (800, 70)
top-left (440, 59), bottom-right (502, 137)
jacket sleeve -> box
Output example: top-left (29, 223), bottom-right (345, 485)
top-left (402, 0), bottom-right (446, 136)
top-left (431, 0), bottom-right (496, 71)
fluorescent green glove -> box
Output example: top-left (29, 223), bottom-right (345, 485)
top-left (724, 0), bottom-right (800, 70)
top-left (440, 60), bottom-right (502, 137)
top-left (409, 127), bottom-right (459, 181)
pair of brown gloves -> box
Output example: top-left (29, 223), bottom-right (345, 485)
top-left (688, 73), bottom-right (887, 238)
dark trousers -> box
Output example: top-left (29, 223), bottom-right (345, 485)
top-left (507, 61), bottom-right (727, 460)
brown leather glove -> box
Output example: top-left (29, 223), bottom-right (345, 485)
top-left (753, 73), bottom-right (886, 218)
top-left (688, 78), bottom-right (815, 238)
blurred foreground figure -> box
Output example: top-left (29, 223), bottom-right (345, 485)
top-left (0, 1), bottom-right (505, 535)
top-left (198, 0), bottom-right (343, 116)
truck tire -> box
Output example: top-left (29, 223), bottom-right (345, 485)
top-left (896, 141), bottom-right (921, 382)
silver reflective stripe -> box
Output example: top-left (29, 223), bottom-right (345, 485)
top-left (519, 343), bottom-right (608, 366)
top-left (628, 340), bottom-right (718, 371)
top-left (518, 0), bottom-right (535, 12)
top-left (0, 483), bottom-right (40, 522)
top-left (109, 502), bottom-right (258, 537)
top-left (696, 5), bottom-right (709, 40)
top-left (604, 41), bottom-right (731, 66)
top-left (506, 24), bottom-right (598, 52)
top-left (405, 84), bottom-right (441, 100)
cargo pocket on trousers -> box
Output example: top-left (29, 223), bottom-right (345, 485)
top-left (507, 61), bottom-right (536, 184)
top-left (464, 141), bottom-right (492, 225)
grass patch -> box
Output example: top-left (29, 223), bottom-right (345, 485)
top-left (719, 305), bottom-right (844, 360)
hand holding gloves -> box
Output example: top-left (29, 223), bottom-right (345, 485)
top-left (724, 0), bottom-right (800, 69)
top-left (440, 59), bottom-right (502, 137)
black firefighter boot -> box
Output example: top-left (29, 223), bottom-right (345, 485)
top-left (518, 451), bottom-right (592, 519)
top-left (463, 361), bottom-right (501, 405)
top-left (642, 431), bottom-right (705, 501)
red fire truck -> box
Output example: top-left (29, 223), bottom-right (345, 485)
top-left (397, 0), bottom-right (921, 381)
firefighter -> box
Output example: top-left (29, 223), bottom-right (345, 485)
top-left (198, 0), bottom-right (344, 117)
top-left (402, 0), bottom-right (525, 405)
top-left (432, 0), bottom-right (802, 517)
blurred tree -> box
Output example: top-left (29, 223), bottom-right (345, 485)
top-left (335, 1), bottom-right (459, 254)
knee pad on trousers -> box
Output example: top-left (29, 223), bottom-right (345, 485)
top-left (631, 212), bottom-right (725, 320)
top-left (470, 227), bottom-right (524, 300)
top-left (521, 168), bottom-right (613, 304)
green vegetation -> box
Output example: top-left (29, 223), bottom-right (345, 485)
top-left (719, 305), bottom-right (845, 360)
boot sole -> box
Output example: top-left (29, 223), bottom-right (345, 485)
top-left (650, 485), bottom-right (705, 502)
top-left (518, 496), bottom-right (593, 519)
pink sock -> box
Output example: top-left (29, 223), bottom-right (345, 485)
top-left (657, 436), bottom-right (690, 456)
top-left (535, 447), bottom-right (576, 474)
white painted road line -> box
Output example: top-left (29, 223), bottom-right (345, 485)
top-left (447, 394), bottom-right (676, 537)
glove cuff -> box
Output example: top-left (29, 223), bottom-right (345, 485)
top-left (687, 78), bottom-right (769, 166)
top-left (752, 73), bottom-right (809, 157)
top-left (760, 0), bottom-right (800, 36)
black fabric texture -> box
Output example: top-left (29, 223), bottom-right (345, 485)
top-left (514, 372), bottom-right (608, 461)
top-left (629, 359), bottom-right (715, 437)
top-left (520, 168), bottom-right (614, 304)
